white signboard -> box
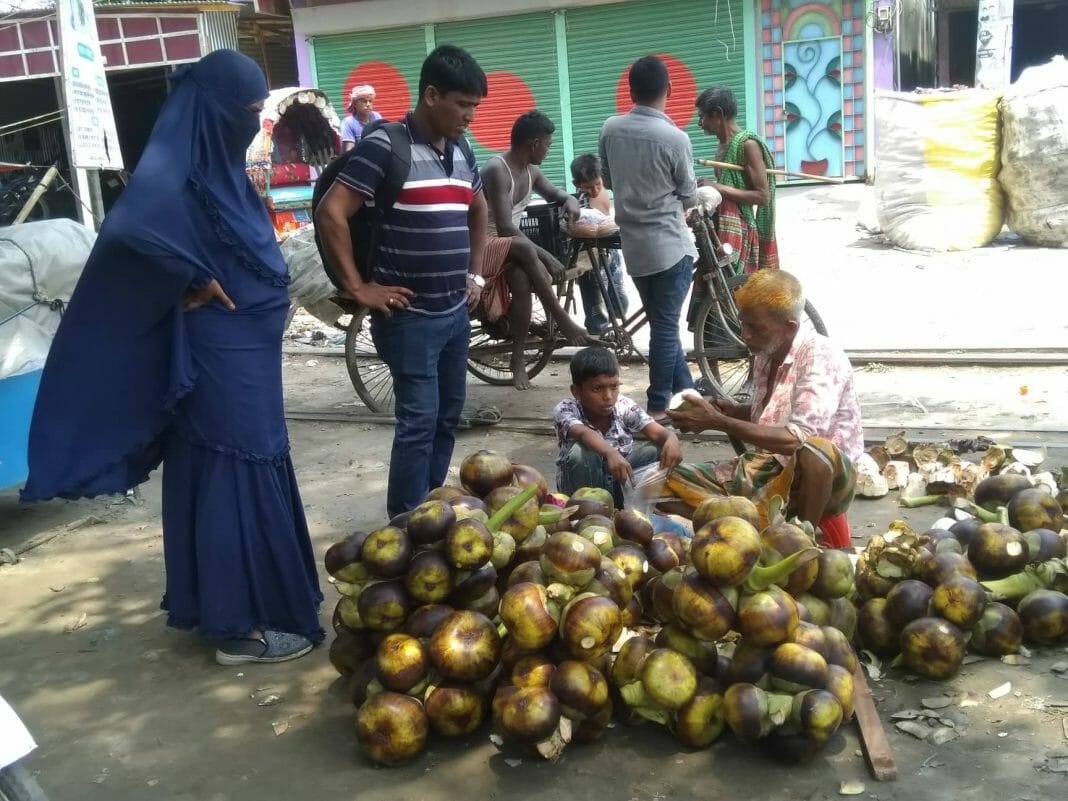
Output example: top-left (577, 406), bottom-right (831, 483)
top-left (56, 0), bottom-right (124, 170)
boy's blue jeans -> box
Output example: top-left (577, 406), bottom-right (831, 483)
top-left (370, 306), bottom-right (469, 518)
top-left (578, 249), bottom-right (629, 335)
top-left (631, 255), bottom-right (695, 412)
top-left (558, 441), bottom-right (660, 509)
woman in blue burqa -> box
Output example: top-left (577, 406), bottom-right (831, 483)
top-left (22, 50), bottom-right (324, 665)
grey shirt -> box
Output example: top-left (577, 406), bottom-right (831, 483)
top-left (599, 105), bottom-right (698, 277)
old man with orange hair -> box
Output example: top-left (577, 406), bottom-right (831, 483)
top-left (666, 270), bottom-right (863, 547)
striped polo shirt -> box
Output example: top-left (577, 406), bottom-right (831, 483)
top-left (336, 112), bottom-right (482, 315)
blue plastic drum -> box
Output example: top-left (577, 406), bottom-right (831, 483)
top-left (0, 369), bottom-right (42, 492)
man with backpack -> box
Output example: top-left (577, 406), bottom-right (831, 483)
top-left (315, 45), bottom-right (489, 518)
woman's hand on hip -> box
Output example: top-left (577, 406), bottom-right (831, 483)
top-left (184, 279), bottom-right (235, 311)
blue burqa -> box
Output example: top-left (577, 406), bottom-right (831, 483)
top-left (23, 50), bottom-right (324, 643)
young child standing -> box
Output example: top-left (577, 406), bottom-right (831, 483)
top-left (554, 347), bottom-right (682, 507)
top-left (570, 154), bottom-right (629, 336)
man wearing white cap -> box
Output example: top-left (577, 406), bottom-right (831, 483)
top-left (341, 84), bottom-right (382, 152)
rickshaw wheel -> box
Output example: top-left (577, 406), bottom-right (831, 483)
top-left (345, 307), bottom-right (394, 414)
top-left (466, 297), bottom-right (554, 385)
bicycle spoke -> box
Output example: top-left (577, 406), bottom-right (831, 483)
top-left (467, 297), bottom-right (554, 385)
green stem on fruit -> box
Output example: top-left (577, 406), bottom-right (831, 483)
top-left (982, 558), bottom-right (1068, 601)
top-left (951, 498), bottom-right (1000, 524)
top-left (619, 682), bottom-right (672, 725)
top-left (619, 680), bottom-right (650, 709)
top-left (633, 705), bottom-right (673, 726)
top-left (744, 547), bottom-right (820, 593)
top-left (538, 505), bottom-right (580, 526)
top-left (488, 483), bottom-right (540, 533)
top-left (898, 495), bottom-right (942, 509)
top-left (661, 569), bottom-right (685, 591)
top-left (981, 572), bottom-right (1043, 602)
top-left (546, 582), bottom-right (577, 605)
top-left (766, 692), bottom-right (795, 729)
top-left (535, 718), bottom-right (573, 761)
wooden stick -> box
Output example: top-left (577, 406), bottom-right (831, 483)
top-left (851, 664), bottom-right (898, 781)
top-left (696, 158), bottom-right (844, 184)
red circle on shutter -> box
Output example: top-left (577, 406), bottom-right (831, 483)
top-left (615, 54), bottom-right (698, 129)
top-left (343, 62), bottom-right (412, 121)
top-left (469, 71), bottom-right (537, 151)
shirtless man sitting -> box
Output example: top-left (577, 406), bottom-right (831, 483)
top-left (665, 270), bottom-right (863, 547)
top-left (481, 110), bottom-right (600, 389)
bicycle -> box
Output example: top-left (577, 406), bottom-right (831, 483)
top-left (340, 202), bottom-right (584, 413)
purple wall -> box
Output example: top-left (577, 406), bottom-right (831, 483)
top-left (295, 33), bottom-right (312, 88)
top-left (873, 1), bottom-right (896, 90)
top-left (874, 32), bottom-right (895, 89)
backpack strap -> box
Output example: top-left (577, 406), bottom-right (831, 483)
top-left (361, 122), bottom-right (411, 280)
top-left (369, 121), bottom-right (412, 212)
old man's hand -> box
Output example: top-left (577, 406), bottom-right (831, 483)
top-left (665, 392), bottom-right (729, 434)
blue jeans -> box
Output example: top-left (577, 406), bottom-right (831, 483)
top-left (558, 441), bottom-right (660, 509)
top-left (631, 255), bottom-right (695, 412)
top-left (578, 249), bottom-right (629, 334)
top-left (371, 306), bottom-right (469, 518)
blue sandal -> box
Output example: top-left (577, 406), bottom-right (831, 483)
top-left (215, 631), bottom-right (314, 666)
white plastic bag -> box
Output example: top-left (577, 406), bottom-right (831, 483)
top-left (999, 56), bottom-right (1068, 246)
top-left (621, 462), bottom-right (671, 517)
top-left (280, 226), bottom-right (336, 307)
top-left (0, 308), bottom-right (52, 380)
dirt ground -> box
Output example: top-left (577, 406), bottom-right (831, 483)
top-left (2, 352), bottom-right (1067, 801)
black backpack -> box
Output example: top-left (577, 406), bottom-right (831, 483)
top-left (312, 120), bottom-right (410, 290)
top-left (312, 119), bottom-right (476, 290)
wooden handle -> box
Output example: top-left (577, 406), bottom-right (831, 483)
top-left (696, 158), bottom-right (844, 184)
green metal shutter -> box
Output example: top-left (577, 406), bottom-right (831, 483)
top-left (565, 0), bottom-right (747, 167)
top-left (310, 27), bottom-right (428, 122)
top-left (436, 14), bottom-right (565, 186)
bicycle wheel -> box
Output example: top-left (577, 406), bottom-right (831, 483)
top-left (466, 297), bottom-right (555, 385)
top-left (589, 245), bottom-right (646, 365)
top-left (693, 293), bottom-right (753, 403)
top-left (344, 307), bottom-right (395, 413)
top-left (693, 273), bottom-right (829, 403)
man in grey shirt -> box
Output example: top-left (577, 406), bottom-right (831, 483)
top-left (599, 55), bottom-right (698, 421)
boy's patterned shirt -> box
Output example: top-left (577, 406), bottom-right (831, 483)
top-left (553, 396), bottom-right (654, 483)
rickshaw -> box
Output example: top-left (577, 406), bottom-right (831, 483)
top-left (246, 88), bottom-right (341, 242)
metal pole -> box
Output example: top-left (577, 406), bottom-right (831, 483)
top-left (88, 168), bottom-right (105, 226)
top-left (52, 75), bottom-right (96, 229)
top-left (894, 2), bottom-right (902, 91)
